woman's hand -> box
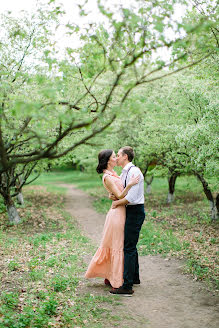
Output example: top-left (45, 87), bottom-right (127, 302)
top-left (112, 200), bottom-right (119, 209)
top-left (128, 174), bottom-right (140, 187)
top-left (109, 193), bottom-right (117, 201)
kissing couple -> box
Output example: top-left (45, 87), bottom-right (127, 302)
top-left (85, 146), bottom-right (145, 296)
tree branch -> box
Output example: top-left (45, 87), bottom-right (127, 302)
top-left (11, 27), bottom-right (36, 83)
top-left (49, 115), bottom-right (116, 159)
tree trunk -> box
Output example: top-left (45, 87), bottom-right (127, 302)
top-left (143, 166), bottom-right (148, 178)
top-left (167, 192), bottom-right (174, 203)
top-left (167, 173), bottom-right (178, 204)
top-left (146, 184), bottom-right (152, 194)
top-left (146, 176), bottom-right (154, 194)
top-left (195, 173), bottom-right (218, 220)
top-left (5, 194), bottom-right (21, 224)
top-left (16, 192), bottom-right (24, 205)
top-left (215, 194), bottom-right (219, 220)
top-left (209, 200), bottom-right (218, 220)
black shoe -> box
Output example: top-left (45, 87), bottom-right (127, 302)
top-left (133, 279), bottom-right (140, 285)
top-left (109, 286), bottom-right (134, 297)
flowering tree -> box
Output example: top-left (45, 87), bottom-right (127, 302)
top-left (0, 0), bottom-right (217, 223)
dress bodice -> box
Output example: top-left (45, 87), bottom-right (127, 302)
top-left (102, 170), bottom-right (124, 193)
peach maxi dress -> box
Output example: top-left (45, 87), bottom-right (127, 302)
top-left (85, 169), bottom-right (125, 288)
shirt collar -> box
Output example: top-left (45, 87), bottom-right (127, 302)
top-left (122, 162), bottom-right (133, 172)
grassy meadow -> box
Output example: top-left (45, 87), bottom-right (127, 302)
top-left (0, 169), bottom-right (218, 327)
top-left (31, 169), bottom-right (218, 289)
top-left (0, 173), bottom-right (121, 328)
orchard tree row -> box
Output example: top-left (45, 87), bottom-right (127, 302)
top-left (72, 58), bottom-right (218, 220)
top-left (0, 0), bottom-right (218, 223)
top-left (113, 61), bottom-right (218, 219)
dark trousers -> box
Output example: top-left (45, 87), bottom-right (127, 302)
top-left (122, 204), bottom-right (145, 289)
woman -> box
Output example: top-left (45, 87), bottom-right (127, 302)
top-left (85, 149), bottom-right (139, 288)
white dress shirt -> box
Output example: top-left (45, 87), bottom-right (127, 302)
top-left (120, 162), bottom-right (144, 205)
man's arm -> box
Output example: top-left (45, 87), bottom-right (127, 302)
top-left (112, 198), bottom-right (129, 208)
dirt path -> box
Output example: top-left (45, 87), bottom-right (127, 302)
top-left (62, 184), bottom-right (219, 328)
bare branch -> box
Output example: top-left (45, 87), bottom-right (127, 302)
top-left (11, 27), bottom-right (36, 83)
top-left (141, 52), bottom-right (213, 84)
top-left (40, 101), bottom-right (81, 111)
top-left (6, 117), bottom-right (32, 151)
top-left (7, 112), bottom-right (101, 165)
top-left (100, 71), bottom-right (124, 114)
top-left (78, 67), bottom-right (100, 112)
top-left (23, 171), bottom-right (41, 186)
top-left (7, 115), bottom-right (115, 166)
top-left (73, 66), bottom-right (106, 109)
top-left (50, 115), bottom-right (116, 159)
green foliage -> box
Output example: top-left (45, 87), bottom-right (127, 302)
top-left (1, 293), bottom-right (19, 310)
top-left (44, 256), bottom-right (58, 268)
top-left (1, 0), bottom-right (217, 223)
top-left (51, 276), bottom-right (78, 292)
top-left (30, 233), bottom-right (53, 247)
top-left (0, 198), bottom-right (6, 213)
top-left (29, 270), bottom-right (45, 282)
top-left (8, 260), bottom-right (20, 272)
top-left (28, 257), bottom-right (41, 270)
top-left (138, 220), bottom-right (183, 255)
top-left (42, 297), bottom-right (58, 316)
top-left (185, 257), bottom-right (211, 281)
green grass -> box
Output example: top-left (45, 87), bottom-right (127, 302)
top-left (0, 167), bottom-right (218, 328)
top-left (52, 170), bottom-right (217, 290)
top-left (138, 220), bottom-right (188, 256)
top-left (0, 185), bottom-right (121, 328)
top-left (29, 169), bottom-right (102, 191)
top-left (93, 197), bottom-right (112, 213)
top-left (8, 260), bottom-right (20, 272)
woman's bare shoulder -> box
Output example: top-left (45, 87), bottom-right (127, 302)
top-left (103, 174), bottom-right (113, 184)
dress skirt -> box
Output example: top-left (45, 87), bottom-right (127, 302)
top-left (85, 204), bottom-right (125, 288)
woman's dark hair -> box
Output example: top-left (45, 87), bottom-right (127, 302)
top-left (96, 149), bottom-right (113, 174)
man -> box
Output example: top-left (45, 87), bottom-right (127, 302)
top-left (110, 146), bottom-right (145, 296)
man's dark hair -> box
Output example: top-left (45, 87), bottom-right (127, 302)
top-left (120, 146), bottom-right (134, 162)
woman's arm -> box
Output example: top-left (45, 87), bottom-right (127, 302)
top-left (112, 198), bottom-right (129, 208)
top-left (104, 174), bottom-right (139, 199)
